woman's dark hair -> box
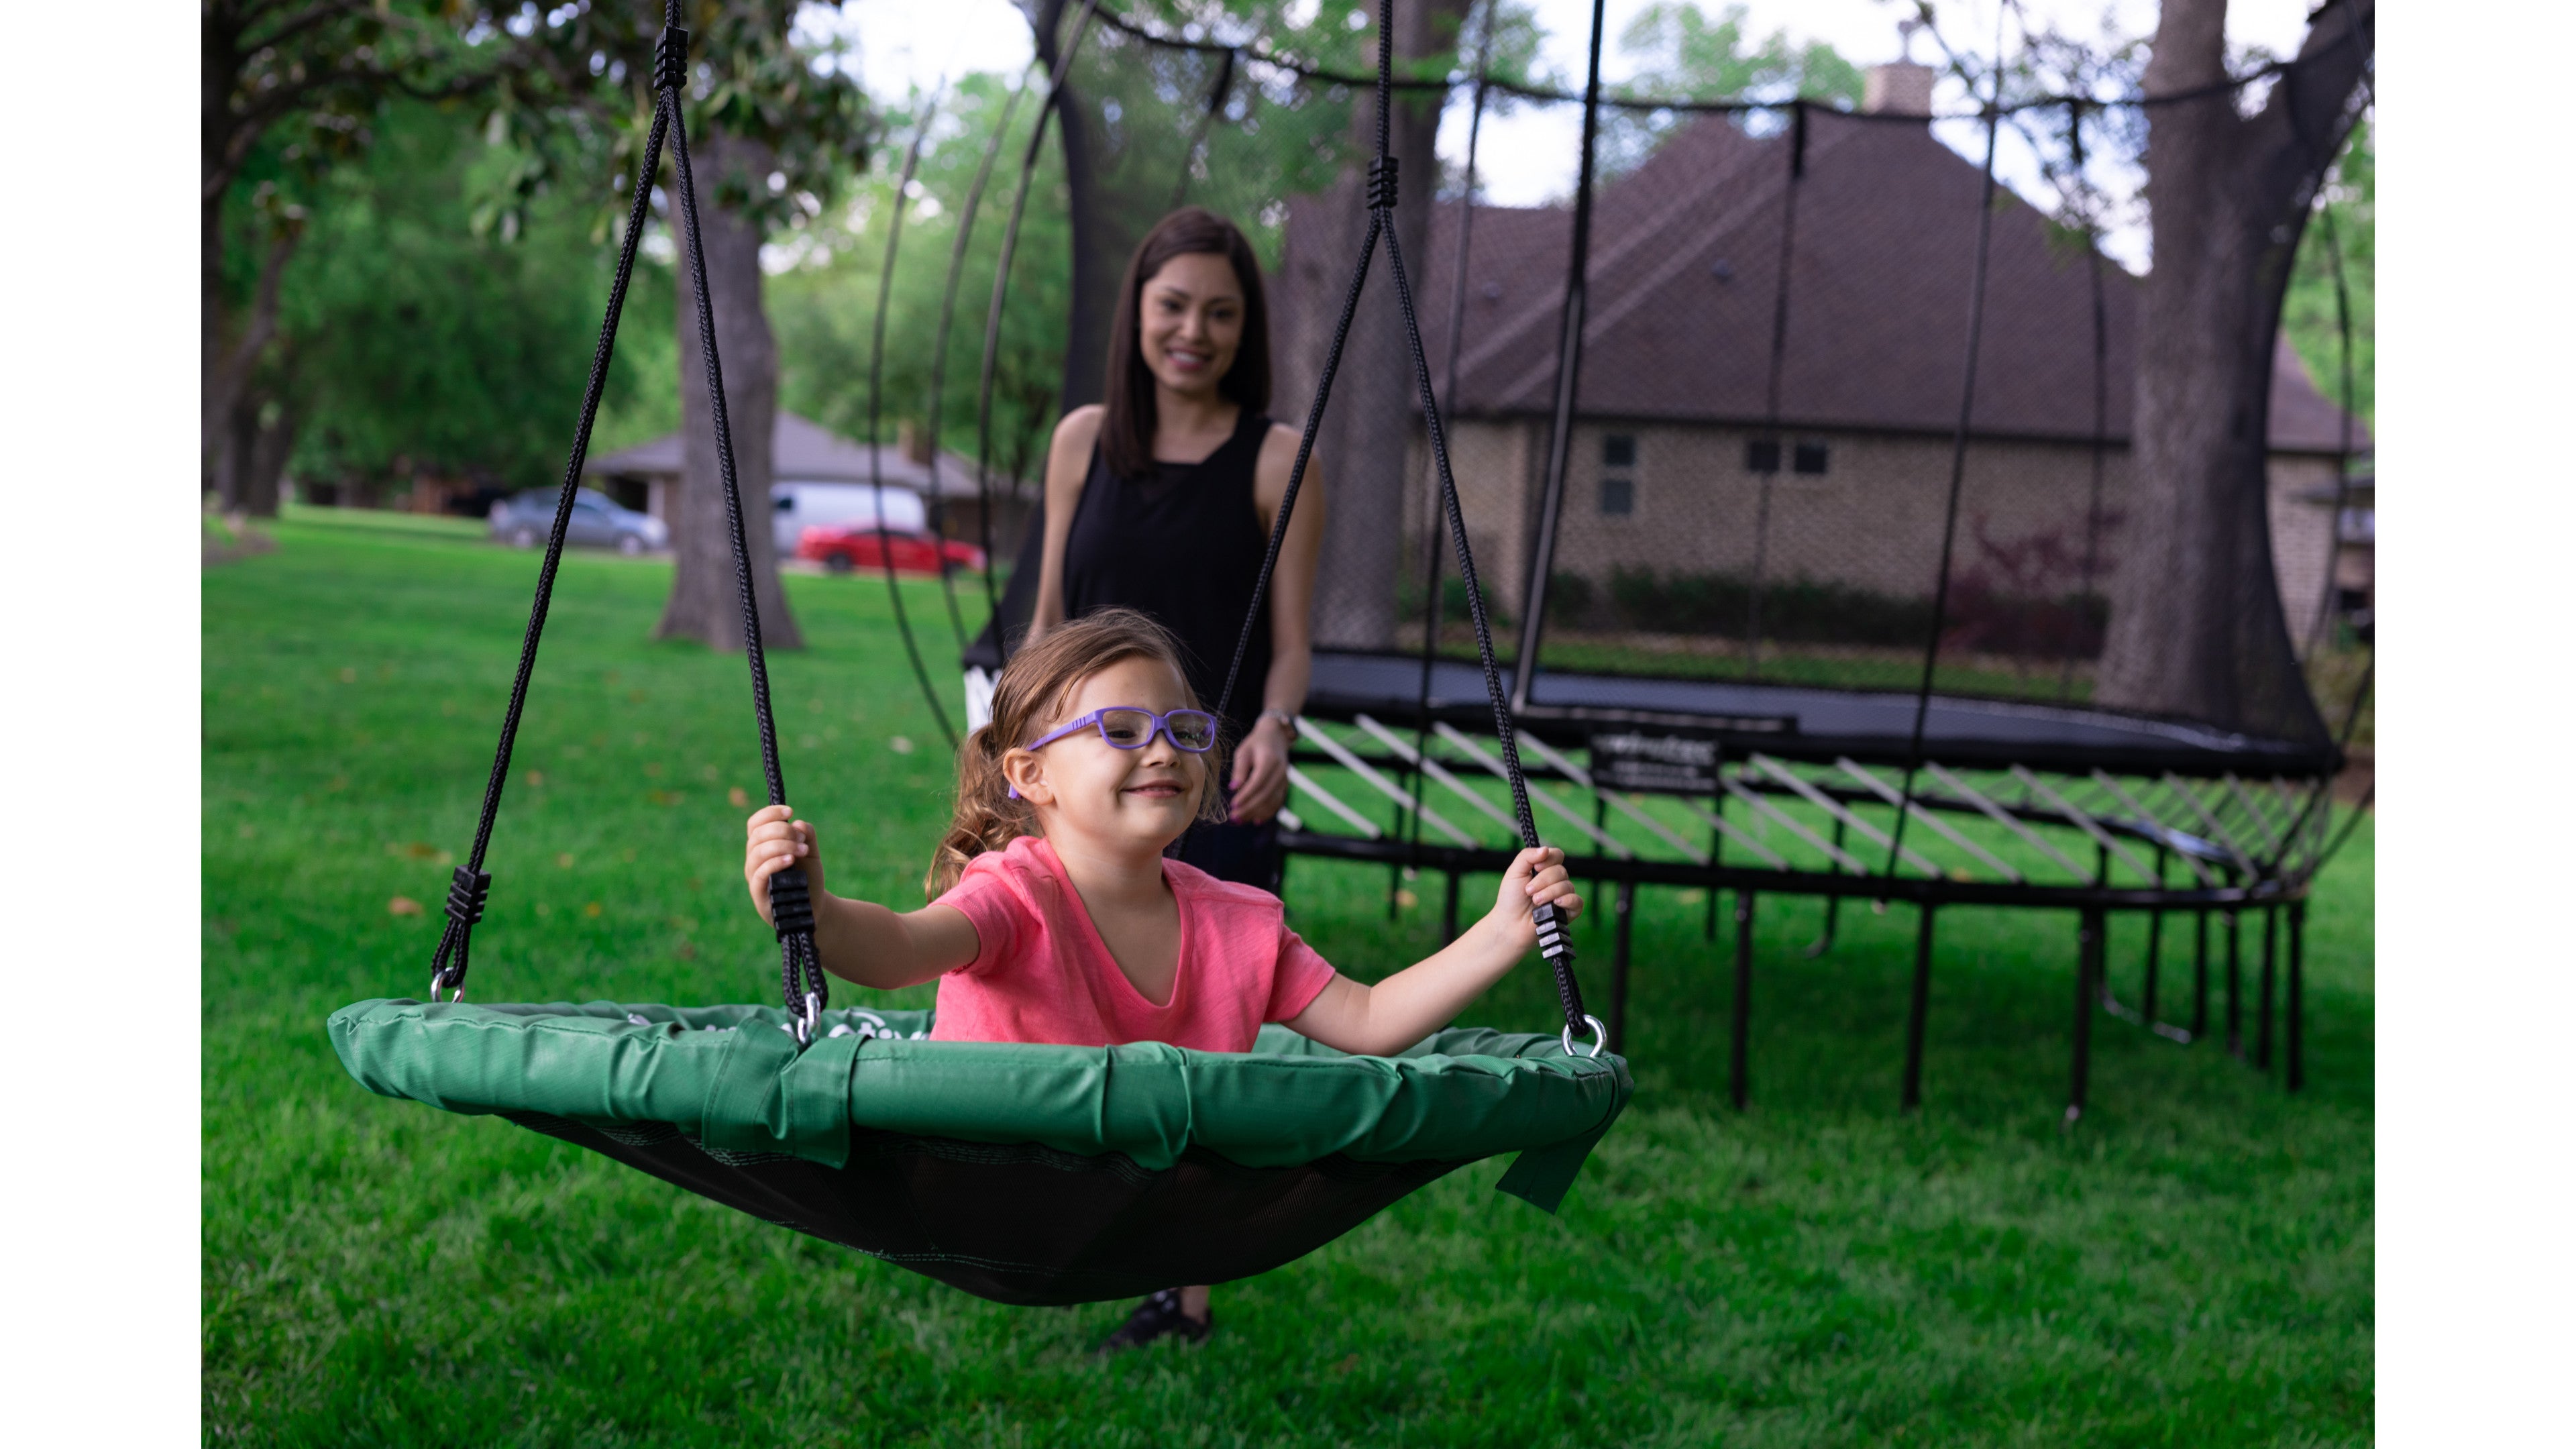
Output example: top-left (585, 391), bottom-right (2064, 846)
top-left (1100, 207), bottom-right (1271, 480)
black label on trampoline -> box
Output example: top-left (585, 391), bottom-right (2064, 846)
top-left (1589, 731), bottom-right (1721, 795)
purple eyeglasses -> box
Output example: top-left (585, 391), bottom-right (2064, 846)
top-left (1008, 707), bottom-right (1220, 798)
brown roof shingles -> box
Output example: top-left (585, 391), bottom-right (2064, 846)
top-left (1289, 110), bottom-right (2362, 454)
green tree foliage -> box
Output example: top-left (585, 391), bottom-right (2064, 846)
top-left (1603, 1), bottom-right (1864, 174)
top-left (280, 99), bottom-right (675, 497)
top-left (769, 72), bottom-right (1071, 498)
top-left (2282, 118), bottom-right (2373, 435)
top-left (203, 0), bottom-right (536, 508)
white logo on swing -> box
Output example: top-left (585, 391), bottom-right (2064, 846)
top-left (824, 1009), bottom-right (926, 1040)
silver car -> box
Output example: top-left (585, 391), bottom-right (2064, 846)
top-left (489, 488), bottom-right (669, 555)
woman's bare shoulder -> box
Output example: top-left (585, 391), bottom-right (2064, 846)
top-left (1052, 405), bottom-right (1107, 450)
top-left (1254, 420), bottom-right (1311, 478)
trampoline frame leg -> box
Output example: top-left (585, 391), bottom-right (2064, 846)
top-left (2225, 910), bottom-right (2243, 1058)
top-left (1609, 879), bottom-right (1635, 1054)
top-left (1704, 811), bottom-right (1723, 943)
top-left (1805, 818), bottom-right (1847, 957)
top-left (2143, 843), bottom-right (2167, 1030)
top-left (1589, 796), bottom-right (1610, 932)
top-left (2192, 909), bottom-right (2210, 1041)
top-left (2257, 905), bottom-right (2279, 1073)
top-left (2287, 900), bottom-right (2306, 1093)
top-left (1731, 890), bottom-right (1756, 1112)
top-left (1440, 869), bottom-right (1461, 945)
top-left (1902, 905), bottom-right (1936, 1112)
top-left (2069, 908), bottom-right (2100, 1125)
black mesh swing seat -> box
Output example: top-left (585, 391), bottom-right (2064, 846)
top-left (331, 6), bottom-right (1627, 1308)
top-left (329, 1002), bottom-right (1626, 1305)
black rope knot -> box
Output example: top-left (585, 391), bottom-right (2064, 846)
top-left (1366, 156), bottom-right (1399, 212)
top-left (654, 26), bottom-right (691, 95)
top-left (765, 865), bottom-right (816, 939)
top-left (443, 865), bottom-right (493, 928)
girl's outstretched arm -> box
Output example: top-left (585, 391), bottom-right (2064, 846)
top-left (744, 805), bottom-right (977, 990)
top-left (1284, 847), bottom-right (1580, 1057)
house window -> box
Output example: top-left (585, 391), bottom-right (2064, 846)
top-left (1793, 439), bottom-right (1829, 474)
top-left (1603, 434), bottom-right (1637, 468)
top-left (1600, 477), bottom-right (1635, 516)
top-left (1745, 438), bottom-right (1781, 474)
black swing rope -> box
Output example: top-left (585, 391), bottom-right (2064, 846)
top-left (1212, 4), bottom-right (1601, 1055)
top-left (429, 9), bottom-right (829, 1044)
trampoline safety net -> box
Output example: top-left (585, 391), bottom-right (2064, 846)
top-left (866, 1), bottom-right (2367, 773)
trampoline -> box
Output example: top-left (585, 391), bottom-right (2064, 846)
top-left (1304, 650), bottom-right (2339, 779)
top-left (837, 1), bottom-right (2369, 1118)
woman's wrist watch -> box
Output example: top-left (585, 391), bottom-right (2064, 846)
top-left (1258, 708), bottom-right (1299, 740)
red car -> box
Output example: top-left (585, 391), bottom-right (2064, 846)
top-left (798, 525), bottom-right (987, 578)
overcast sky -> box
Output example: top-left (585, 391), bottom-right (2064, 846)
top-left (810, 0), bottom-right (2336, 262)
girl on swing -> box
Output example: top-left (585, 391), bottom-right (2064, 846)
top-left (742, 210), bottom-right (1576, 1350)
top-left (742, 610), bottom-right (1576, 1348)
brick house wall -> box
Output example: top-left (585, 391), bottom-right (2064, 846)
top-left (1391, 419), bottom-right (2344, 641)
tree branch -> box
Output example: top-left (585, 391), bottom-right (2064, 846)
top-left (2243, 0), bottom-right (2374, 209)
top-left (240, 0), bottom-right (371, 56)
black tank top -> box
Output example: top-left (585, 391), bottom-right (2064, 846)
top-left (1061, 409), bottom-right (1273, 737)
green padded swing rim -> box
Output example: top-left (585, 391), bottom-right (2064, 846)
top-left (328, 1000), bottom-right (1633, 1212)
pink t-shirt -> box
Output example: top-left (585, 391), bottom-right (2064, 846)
top-left (927, 835), bottom-right (1339, 1051)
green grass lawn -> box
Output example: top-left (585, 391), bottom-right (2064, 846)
top-left (204, 513), bottom-right (2373, 1446)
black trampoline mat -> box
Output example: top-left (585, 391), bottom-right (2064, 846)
top-left (1307, 651), bottom-right (2333, 777)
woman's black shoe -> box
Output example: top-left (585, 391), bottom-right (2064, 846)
top-left (1096, 1289), bottom-right (1212, 1352)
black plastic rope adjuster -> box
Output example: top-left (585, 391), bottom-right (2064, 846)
top-left (444, 865), bottom-right (494, 928)
top-left (765, 865), bottom-right (816, 939)
top-left (654, 25), bottom-right (690, 94)
top-left (427, 865), bottom-right (493, 1004)
top-left (1366, 156), bottom-right (1399, 212)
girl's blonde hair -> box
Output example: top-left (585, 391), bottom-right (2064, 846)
top-left (927, 607), bottom-right (1229, 897)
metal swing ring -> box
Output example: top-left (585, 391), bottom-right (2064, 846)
top-left (795, 991), bottom-right (822, 1046)
top-left (426, 972), bottom-right (464, 1005)
top-left (1560, 1013), bottom-right (1607, 1059)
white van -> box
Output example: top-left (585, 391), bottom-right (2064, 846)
top-left (769, 481), bottom-right (928, 555)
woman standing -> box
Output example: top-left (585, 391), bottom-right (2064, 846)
top-left (1002, 208), bottom-right (1326, 1350)
top-left (1022, 207), bottom-right (1324, 896)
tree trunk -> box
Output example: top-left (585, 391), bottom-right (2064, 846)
top-left (205, 12), bottom-right (238, 495)
top-left (239, 392), bottom-right (297, 518)
top-left (657, 129), bottom-right (802, 651)
top-left (1024, 0), bottom-right (1118, 415)
top-left (204, 193), bottom-right (227, 494)
top-left (2094, 0), bottom-right (2370, 740)
top-left (1054, 84), bottom-right (1114, 414)
top-left (1304, 0), bottom-right (1465, 651)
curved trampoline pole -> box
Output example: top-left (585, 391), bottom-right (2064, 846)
top-left (1411, 0), bottom-right (1497, 865)
top-left (2273, 185), bottom-right (2368, 879)
top-left (1167, 46), bottom-right (1237, 212)
top-left (975, 1), bottom-right (1104, 668)
top-left (2306, 183), bottom-right (2360, 659)
top-left (865, 91), bottom-right (959, 751)
top-left (2062, 99), bottom-right (2111, 704)
top-left (1880, 66), bottom-right (2007, 892)
top-left (923, 65), bottom-right (1038, 645)
top-left (1510, 0), bottom-right (1611, 716)
top-left (1744, 98), bottom-right (1807, 683)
